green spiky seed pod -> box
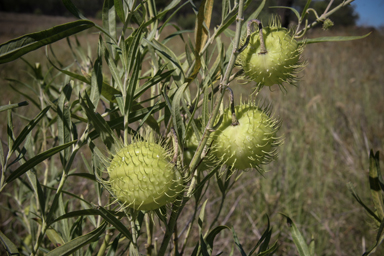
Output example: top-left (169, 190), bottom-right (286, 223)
top-left (238, 22), bottom-right (304, 88)
top-left (107, 140), bottom-right (184, 211)
top-left (212, 102), bottom-right (282, 171)
top-left (183, 119), bottom-right (219, 171)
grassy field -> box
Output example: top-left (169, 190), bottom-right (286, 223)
top-left (1, 12), bottom-right (384, 255)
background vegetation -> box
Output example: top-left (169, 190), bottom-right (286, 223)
top-left (0, 1), bottom-right (383, 255)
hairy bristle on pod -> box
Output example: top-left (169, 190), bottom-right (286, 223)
top-left (106, 136), bottom-right (184, 211)
top-left (238, 20), bottom-right (305, 90)
top-left (212, 101), bottom-right (283, 173)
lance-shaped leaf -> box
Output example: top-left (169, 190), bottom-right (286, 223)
top-left (0, 101), bottom-right (28, 113)
top-left (0, 20), bottom-right (94, 64)
top-left (9, 106), bottom-right (50, 157)
top-left (46, 222), bottom-right (107, 256)
top-left (363, 218), bottom-right (384, 256)
top-left (281, 213), bottom-right (312, 256)
top-left (369, 150), bottom-right (384, 221)
top-left (299, 33), bottom-right (371, 45)
top-left (5, 140), bottom-right (77, 184)
top-left (0, 230), bottom-right (19, 256)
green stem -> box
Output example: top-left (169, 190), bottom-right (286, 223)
top-left (145, 213), bottom-right (154, 256)
top-left (157, 196), bottom-right (184, 256)
top-left (187, 0), bottom-right (246, 197)
top-left (97, 231), bottom-right (112, 256)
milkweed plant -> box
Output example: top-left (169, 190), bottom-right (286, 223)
top-left (0, 0), bottom-right (376, 255)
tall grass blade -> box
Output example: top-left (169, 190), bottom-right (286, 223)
top-left (0, 20), bottom-right (94, 64)
top-left (46, 222), bottom-right (107, 256)
top-left (5, 140), bottom-right (77, 184)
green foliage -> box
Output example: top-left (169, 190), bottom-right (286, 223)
top-left (0, 0), bottom-right (379, 255)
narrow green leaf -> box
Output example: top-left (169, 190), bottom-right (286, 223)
top-left (58, 84), bottom-right (72, 167)
top-left (7, 109), bottom-right (15, 156)
top-left (232, 227), bottom-right (247, 256)
top-left (0, 230), bottom-right (19, 255)
top-left (270, 6), bottom-right (300, 21)
top-left (198, 200), bottom-right (208, 233)
top-left (46, 227), bottom-right (66, 247)
top-left (103, 0), bottom-right (117, 43)
top-left (46, 222), bottom-right (107, 256)
top-left (205, 226), bottom-right (230, 254)
top-left (114, 0), bottom-right (125, 23)
top-left (61, 0), bottom-right (87, 19)
top-left (6, 140), bottom-right (77, 184)
top-left (10, 106), bottom-right (50, 157)
top-left (106, 233), bottom-right (121, 256)
top-left (35, 174), bottom-right (46, 217)
top-left (124, 51), bottom-right (141, 122)
top-left (8, 84), bottom-right (40, 108)
top-left (299, 33), bottom-right (371, 45)
top-left (369, 150), bottom-right (384, 221)
top-left (80, 94), bottom-right (117, 151)
top-left (0, 231), bottom-right (20, 256)
top-left (0, 20), bottom-right (94, 64)
top-left (241, 0), bottom-right (266, 37)
top-left (363, 218), bottom-right (384, 255)
top-left (134, 69), bottom-right (174, 100)
top-left (67, 173), bottom-right (96, 181)
top-left (171, 83), bottom-right (188, 144)
top-left (348, 182), bottom-right (382, 223)
top-left (157, 0), bottom-right (181, 20)
top-left (90, 36), bottom-right (103, 108)
top-left (281, 213), bottom-right (311, 256)
top-left (143, 38), bottom-right (185, 85)
top-left (0, 101), bottom-right (28, 113)
top-left (301, 0), bottom-right (312, 21)
top-left (97, 206), bottom-right (133, 242)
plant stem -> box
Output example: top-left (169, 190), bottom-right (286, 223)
top-left (187, 0), bottom-right (246, 197)
top-left (296, 0), bottom-right (355, 37)
top-left (145, 213), bottom-right (154, 256)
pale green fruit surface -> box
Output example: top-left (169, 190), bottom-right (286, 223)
top-left (213, 104), bottom-right (281, 170)
top-left (108, 142), bottom-right (183, 211)
top-left (239, 26), bottom-right (303, 87)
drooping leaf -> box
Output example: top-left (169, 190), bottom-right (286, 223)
top-left (0, 20), bottom-right (95, 64)
top-left (299, 33), bottom-right (371, 45)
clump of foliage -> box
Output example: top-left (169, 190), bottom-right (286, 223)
top-left (0, 0), bottom-right (375, 256)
